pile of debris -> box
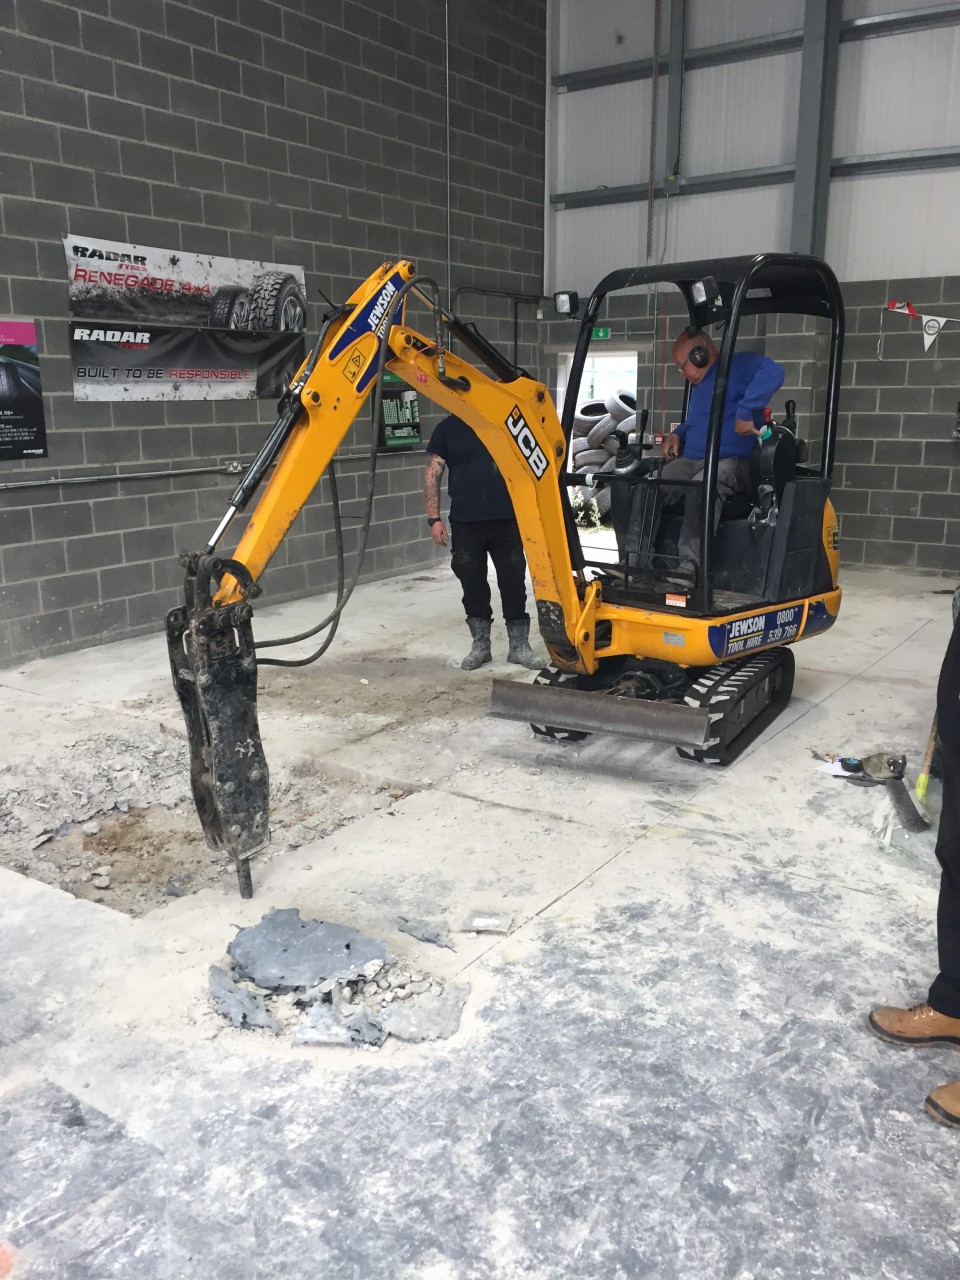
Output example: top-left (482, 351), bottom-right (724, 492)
top-left (0, 730), bottom-right (190, 854)
top-left (209, 908), bottom-right (469, 1046)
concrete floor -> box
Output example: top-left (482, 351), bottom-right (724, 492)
top-left (2, 563), bottom-right (959, 1278)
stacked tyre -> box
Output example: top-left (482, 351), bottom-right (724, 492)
top-left (569, 390), bottom-right (637, 521)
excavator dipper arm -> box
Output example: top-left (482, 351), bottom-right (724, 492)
top-left (165, 259), bottom-right (586, 894)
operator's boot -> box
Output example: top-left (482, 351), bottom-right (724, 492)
top-left (506, 617), bottom-right (541, 669)
top-left (461, 617), bottom-right (492, 670)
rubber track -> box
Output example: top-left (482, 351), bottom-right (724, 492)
top-left (677, 646), bottom-right (794, 765)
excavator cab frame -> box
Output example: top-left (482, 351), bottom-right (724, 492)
top-left (559, 253), bottom-right (844, 618)
top-left (165, 254), bottom-right (844, 896)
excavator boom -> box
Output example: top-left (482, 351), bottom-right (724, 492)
top-left (166, 260), bottom-right (586, 895)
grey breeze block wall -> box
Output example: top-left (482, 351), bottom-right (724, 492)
top-left (0, 0), bottom-right (547, 666)
top-left (541, 277), bottom-right (960, 580)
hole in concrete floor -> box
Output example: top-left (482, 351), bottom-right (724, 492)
top-left (1, 722), bottom-right (406, 917)
top-left (29, 805), bottom-right (230, 916)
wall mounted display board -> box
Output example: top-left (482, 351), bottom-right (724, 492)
top-left (378, 370), bottom-right (422, 449)
top-left (0, 317), bottom-right (46, 459)
top-left (63, 234), bottom-right (307, 402)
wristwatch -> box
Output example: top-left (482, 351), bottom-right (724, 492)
top-left (427, 517), bottom-right (442, 526)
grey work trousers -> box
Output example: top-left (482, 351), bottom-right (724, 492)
top-left (653, 454), bottom-right (753, 565)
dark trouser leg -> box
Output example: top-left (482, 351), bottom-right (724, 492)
top-left (928, 612), bottom-right (960, 1016)
top-left (449, 520), bottom-right (492, 620)
top-left (677, 456), bottom-right (752, 565)
top-left (486, 519), bottom-right (528, 622)
top-left (625, 459), bottom-right (692, 568)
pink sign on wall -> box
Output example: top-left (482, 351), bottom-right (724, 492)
top-left (0, 316), bottom-right (46, 460)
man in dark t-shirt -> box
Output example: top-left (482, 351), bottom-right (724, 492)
top-left (424, 413), bottom-right (540, 670)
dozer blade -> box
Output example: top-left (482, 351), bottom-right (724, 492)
top-left (165, 554), bottom-right (269, 899)
top-left (489, 678), bottom-right (713, 748)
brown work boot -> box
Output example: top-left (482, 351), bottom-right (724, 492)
top-left (869, 1002), bottom-right (960, 1048)
top-left (925, 1080), bottom-right (960, 1127)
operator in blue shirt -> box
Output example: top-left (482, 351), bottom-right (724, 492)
top-left (659, 329), bottom-right (785, 587)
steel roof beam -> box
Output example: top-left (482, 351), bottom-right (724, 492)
top-left (551, 148), bottom-right (960, 211)
top-left (552, 5), bottom-right (960, 94)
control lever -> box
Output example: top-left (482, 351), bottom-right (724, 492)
top-left (614, 406), bottom-right (653, 465)
top-left (781, 398), bottom-right (808, 461)
top-left (749, 483), bottom-right (778, 528)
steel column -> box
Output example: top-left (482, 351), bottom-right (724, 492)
top-left (664, 0), bottom-right (686, 194)
top-left (790, 0), bottom-right (841, 256)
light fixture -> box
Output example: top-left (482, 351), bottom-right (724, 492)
top-left (553, 290), bottom-right (580, 318)
top-left (691, 276), bottom-right (719, 306)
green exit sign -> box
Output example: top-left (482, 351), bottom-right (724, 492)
top-left (591, 326), bottom-right (611, 340)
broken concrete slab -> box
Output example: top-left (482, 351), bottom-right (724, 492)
top-left (397, 915), bottom-right (455, 950)
top-left (462, 909), bottom-right (513, 935)
top-left (208, 965), bottom-right (282, 1035)
top-left (226, 908), bottom-right (391, 992)
top-left (291, 1000), bottom-right (385, 1047)
top-left (376, 983), bottom-right (469, 1042)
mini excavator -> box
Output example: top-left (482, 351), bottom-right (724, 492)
top-left (166, 254), bottom-right (844, 896)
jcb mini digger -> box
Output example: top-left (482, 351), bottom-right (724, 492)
top-left (166, 253), bottom-right (844, 895)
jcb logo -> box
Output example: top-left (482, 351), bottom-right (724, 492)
top-left (506, 406), bottom-right (548, 479)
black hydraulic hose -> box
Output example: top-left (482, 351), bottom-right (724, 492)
top-left (202, 312), bottom-right (346, 554)
top-left (256, 462), bottom-right (345, 667)
top-left (252, 275), bottom-right (425, 665)
top-left (450, 285), bottom-right (542, 370)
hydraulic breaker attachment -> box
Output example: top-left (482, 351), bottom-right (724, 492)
top-left (165, 553), bottom-right (269, 898)
top-left (489, 677), bottom-right (713, 748)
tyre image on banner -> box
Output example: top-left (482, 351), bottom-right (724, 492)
top-left (207, 287), bottom-right (252, 330)
top-left (63, 234), bottom-right (308, 402)
top-left (247, 273), bottom-right (307, 332)
top-left (246, 273), bottom-right (308, 398)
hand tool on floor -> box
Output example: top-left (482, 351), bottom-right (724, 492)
top-left (860, 752), bottom-right (930, 833)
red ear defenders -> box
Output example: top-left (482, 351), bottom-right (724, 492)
top-left (684, 324), bottom-right (709, 368)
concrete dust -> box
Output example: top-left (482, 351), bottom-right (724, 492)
top-left (258, 650), bottom-right (492, 723)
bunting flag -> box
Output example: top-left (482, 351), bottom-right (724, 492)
top-left (883, 299), bottom-right (958, 351)
top-left (886, 299), bottom-right (920, 319)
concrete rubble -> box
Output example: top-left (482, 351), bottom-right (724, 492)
top-left (397, 915), bottom-right (456, 949)
top-left (227, 907), bottom-right (392, 990)
top-left (214, 909), bottom-right (469, 1045)
top-left (462, 908), bottom-right (513, 934)
top-left (292, 1000), bottom-right (386, 1047)
top-left (0, 730), bottom-right (190, 846)
top-left (208, 965), bottom-right (283, 1035)
top-left (377, 983), bottom-right (469, 1042)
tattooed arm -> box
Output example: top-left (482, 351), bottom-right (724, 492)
top-left (423, 454), bottom-right (448, 545)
